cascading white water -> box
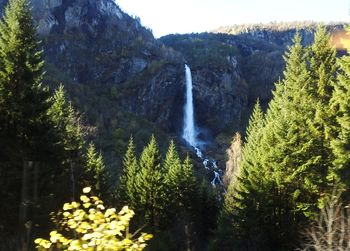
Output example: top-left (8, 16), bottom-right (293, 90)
top-left (183, 64), bottom-right (197, 147)
top-left (182, 64), bottom-right (224, 188)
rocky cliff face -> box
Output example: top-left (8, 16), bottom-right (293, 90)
top-left (0, 0), bottom-right (187, 134)
top-left (192, 59), bottom-right (246, 135)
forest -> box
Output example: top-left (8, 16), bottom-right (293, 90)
top-left (0, 0), bottom-right (350, 250)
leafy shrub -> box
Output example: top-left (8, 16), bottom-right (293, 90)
top-left (34, 187), bottom-right (152, 251)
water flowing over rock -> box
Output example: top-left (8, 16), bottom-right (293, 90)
top-left (182, 64), bottom-right (223, 187)
top-left (183, 64), bottom-right (197, 147)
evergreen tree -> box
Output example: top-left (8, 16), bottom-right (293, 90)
top-left (164, 140), bottom-right (182, 216)
top-left (259, 32), bottom-right (328, 218)
top-left (160, 144), bottom-right (197, 250)
top-left (48, 85), bottom-right (84, 199)
top-left (180, 155), bottom-right (196, 210)
top-left (164, 142), bottom-right (196, 219)
top-left (85, 143), bottom-right (107, 195)
top-left (214, 100), bottom-right (268, 250)
top-left (309, 26), bottom-right (337, 103)
top-left (226, 101), bottom-right (264, 215)
top-left (331, 30), bottom-right (350, 189)
top-left (0, 0), bottom-right (50, 244)
top-left (137, 135), bottom-right (165, 228)
top-left (118, 136), bottom-right (139, 208)
top-left (239, 100), bottom-right (265, 184)
top-left (0, 0), bottom-right (50, 159)
top-left (0, 0), bottom-right (55, 163)
top-left (308, 26), bottom-right (338, 183)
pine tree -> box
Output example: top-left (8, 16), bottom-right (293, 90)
top-left (215, 100), bottom-right (268, 250)
top-left (163, 140), bottom-right (182, 215)
top-left (0, 0), bottom-right (54, 246)
top-left (163, 142), bottom-right (197, 216)
top-left (137, 135), bottom-right (165, 228)
top-left (162, 143), bottom-right (197, 249)
top-left (48, 85), bottom-right (84, 199)
top-left (308, 26), bottom-right (338, 183)
top-left (309, 26), bottom-right (337, 102)
top-left (180, 155), bottom-right (196, 210)
top-left (0, 0), bottom-right (50, 159)
top-left (260, 33), bottom-right (327, 217)
top-left (239, 100), bottom-right (265, 186)
top-left (118, 136), bottom-right (139, 208)
top-left (221, 100), bottom-right (265, 225)
top-left (331, 29), bottom-right (350, 189)
top-left (48, 85), bottom-right (84, 157)
top-left (85, 143), bottom-right (107, 195)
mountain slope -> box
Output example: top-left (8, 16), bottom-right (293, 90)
top-left (0, 0), bottom-right (187, 168)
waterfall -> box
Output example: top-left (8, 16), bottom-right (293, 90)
top-left (183, 64), bottom-right (197, 147)
top-left (182, 64), bottom-right (224, 188)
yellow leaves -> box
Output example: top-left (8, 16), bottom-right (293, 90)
top-left (71, 202), bottom-right (80, 208)
top-left (34, 238), bottom-right (51, 249)
top-left (80, 195), bottom-right (90, 203)
top-left (83, 202), bottom-right (91, 208)
top-left (63, 203), bottom-right (73, 211)
top-left (63, 202), bottom-right (80, 211)
top-left (83, 187), bottom-right (91, 193)
top-left (96, 204), bottom-right (105, 210)
top-left (34, 187), bottom-right (152, 251)
top-left (63, 211), bottom-right (71, 217)
top-left (104, 208), bottom-right (116, 217)
top-left (49, 231), bottom-right (61, 243)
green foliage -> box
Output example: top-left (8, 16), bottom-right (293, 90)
top-left (114, 137), bottom-right (219, 250)
top-left (179, 155), bottom-right (197, 210)
top-left (85, 143), bottom-right (108, 195)
top-left (331, 26), bottom-right (350, 190)
top-left (217, 28), bottom-right (340, 250)
top-left (118, 136), bottom-right (139, 209)
top-left (34, 187), bottom-right (153, 251)
top-left (48, 85), bottom-right (84, 159)
top-left (0, 0), bottom-right (57, 243)
top-left (0, 0), bottom-right (51, 159)
top-left (48, 85), bottom-right (86, 200)
top-left (163, 142), bottom-right (197, 223)
top-left (163, 140), bottom-right (182, 212)
top-left (160, 33), bottom-right (238, 69)
top-left (136, 135), bottom-right (165, 227)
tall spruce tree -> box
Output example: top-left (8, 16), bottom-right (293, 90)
top-left (214, 100), bottom-right (269, 250)
top-left (118, 136), bottom-right (139, 209)
top-left (308, 26), bottom-right (338, 183)
top-left (85, 143), bottom-right (107, 196)
top-left (164, 142), bottom-right (196, 219)
top-left (48, 85), bottom-right (84, 199)
top-left (137, 135), bottom-right (166, 228)
top-left (180, 155), bottom-right (196, 210)
top-left (0, 0), bottom-right (50, 159)
top-left (0, 0), bottom-right (56, 247)
top-left (331, 29), bottom-right (350, 189)
top-left (164, 140), bottom-right (182, 217)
